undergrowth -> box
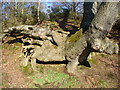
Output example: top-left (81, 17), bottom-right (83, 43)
top-left (29, 69), bottom-right (81, 88)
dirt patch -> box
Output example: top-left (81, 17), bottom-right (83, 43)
top-left (2, 42), bottom-right (31, 88)
top-left (77, 53), bottom-right (119, 88)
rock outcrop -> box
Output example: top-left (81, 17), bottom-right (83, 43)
top-left (3, 24), bottom-right (70, 71)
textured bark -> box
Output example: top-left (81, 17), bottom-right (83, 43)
top-left (65, 2), bottom-right (119, 74)
top-left (88, 2), bottom-right (119, 53)
top-left (37, 0), bottom-right (41, 22)
top-left (80, 2), bottom-right (100, 32)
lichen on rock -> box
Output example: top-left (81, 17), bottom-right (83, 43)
top-left (65, 29), bottom-right (84, 50)
top-left (65, 29), bottom-right (87, 61)
top-left (67, 29), bottom-right (83, 43)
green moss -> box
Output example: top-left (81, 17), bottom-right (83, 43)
top-left (67, 29), bottom-right (83, 43)
top-left (88, 58), bottom-right (96, 65)
top-left (50, 21), bottom-right (58, 25)
top-left (32, 77), bottom-right (46, 86)
top-left (65, 29), bottom-right (84, 50)
top-left (79, 65), bottom-right (88, 68)
top-left (87, 52), bottom-right (97, 65)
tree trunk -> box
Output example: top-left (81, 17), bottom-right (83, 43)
top-left (80, 1), bottom-right (100, 32)
top-left (15, 0), bottom-right (18, 10)
top-left (22, 0), bottom-right (24, 15)
top-left (62, 9), bottom-right (70, 26)
top-left (37, 0), bottom-right (40, 23)
top-left (66, 2), bottom-right (119, 74)
top-left (57, 9), bottom-right (70, 31)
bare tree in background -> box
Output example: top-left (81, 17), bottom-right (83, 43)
top-left (21, 0), bottom-right (24, 15)
top-left (37, 0), bottom-right (41, 23)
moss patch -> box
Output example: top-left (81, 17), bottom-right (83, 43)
top-left (88, 58), bottom-right (96, 65)
top-left (67, 29), bottom-right (83, 43)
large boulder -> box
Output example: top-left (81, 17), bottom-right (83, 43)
top-left (5, 25), bottom-right (70, 71)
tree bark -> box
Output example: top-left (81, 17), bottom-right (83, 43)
top-left (37, 0), bottom-right (40, 23)
top-left (88, 2), bottom-right (119, 53)
top-left (22, 0), bottom-right (24, 15)
top-left (61, 9), bottom-right (70, 26)
top-left (80, 1), bottom-right (100, 32)
top-left (15, 0), bottom-right (18, 10)
top-left (66, 2), bottom-right (119, 74)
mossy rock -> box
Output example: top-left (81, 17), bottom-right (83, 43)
top-left (67, 29), bottom-right (83, 43)
top-left (49, 21), bottom-right (59, 26)
top-left (88, 58), bottom-right (96, 65)
top-left (88, 52), bottom-right (97, 65)
top-left (65, 29), bottom-right (84, 50)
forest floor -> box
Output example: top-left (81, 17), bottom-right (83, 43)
top-left (1, 40), bottom-right (119, 88)
top-left (1, 21), bottom-right (120, 88)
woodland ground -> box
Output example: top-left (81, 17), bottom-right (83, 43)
top-left (1, 21), bottom-right (120, 88)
